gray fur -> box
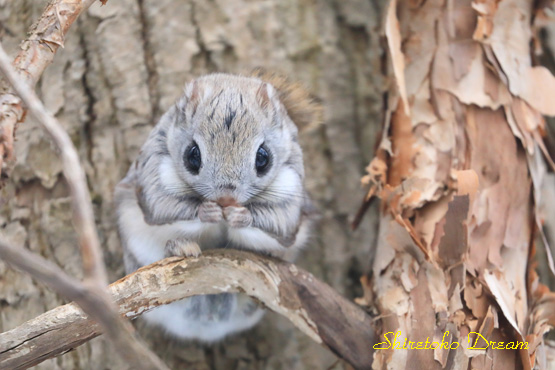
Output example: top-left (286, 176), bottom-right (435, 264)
top-left (115, 73), bottom-right (316, 342)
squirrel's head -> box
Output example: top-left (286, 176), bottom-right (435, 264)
top-left (162, 74), bottom-right (308, 206)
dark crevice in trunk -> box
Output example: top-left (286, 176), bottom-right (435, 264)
top-left (137, 0), bottom-right (161, 123)
top-left (78, 25), bottom-right (96, 173)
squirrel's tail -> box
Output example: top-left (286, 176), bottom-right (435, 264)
top-left (250, 68), bottom-right (323, 132)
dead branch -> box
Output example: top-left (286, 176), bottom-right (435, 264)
top-left (0, 0), bottom-right (98, 175)
top-left (0, 238), bottom-right (169, 370)
top-left (0, 42), bottom-right (107, 287)
top-left (0, 249), bottom-right (377, 370)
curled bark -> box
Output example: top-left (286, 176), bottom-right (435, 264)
top-left (0, 249), bottom-right (376, 370)
top-left (358, 1), bottom-right (555, 369)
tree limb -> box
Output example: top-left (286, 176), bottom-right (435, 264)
top-left (0, 41), bottom-right (108, 288)
top-left (0, 249), bottom-right (377, 370)
top-left (0, 237), bottom-right (169, 370)
top-left (0, 0), bottom-right (98, 175)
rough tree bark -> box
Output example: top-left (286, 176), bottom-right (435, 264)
top-left (361, 0), bottom-right (555, 369)
top-left (0, 1), bottom-right (384, 369)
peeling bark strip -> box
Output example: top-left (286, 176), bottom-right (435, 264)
top-left (0, 250), bottom-right (376, 370)
top-left (359, 0), bottom-right (555, 369)
top-left (0, 0), bottom-right (98, 175)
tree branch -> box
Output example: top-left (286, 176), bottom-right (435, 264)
top-left (0, 249), bottom-right (377, 370)
top-left (0, 237), bottom-right (169, 370)
top-left (0, 41), bottom-right (107, 287)
top-left (0, 0), bottom-right (98, 176)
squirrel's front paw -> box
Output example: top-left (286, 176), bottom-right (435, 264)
top-left (198, 201), bottom-right (223, 223)
top-left (223, 206), bottom-right (253, 228)
top-left (165, 238), bottom-right (201, 258)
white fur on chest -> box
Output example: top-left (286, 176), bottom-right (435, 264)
top-left (120, 204), bottom-right (286, 265)
top-left (118, 194), bottom-right (226, 266)
top-left (118, 185), bottom-right (291, 266)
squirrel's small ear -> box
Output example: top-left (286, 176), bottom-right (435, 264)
top-left (256, 82), bottom-right (273, 110)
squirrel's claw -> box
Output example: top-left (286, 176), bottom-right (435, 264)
top-left (165, 238), bottom-right (201, 258)
top-left (223, 206), bottom-right (253, 228)
top-left (199, 201), bottom-right (224, 223)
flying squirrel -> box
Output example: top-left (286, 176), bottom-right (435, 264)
top-left (114, 69), bottom-right (321, 342)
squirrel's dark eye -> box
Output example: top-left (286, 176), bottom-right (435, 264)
top-left (185, 142), bottom-right (201, 175)
top-left (255, 145), bottom-right (270, 176)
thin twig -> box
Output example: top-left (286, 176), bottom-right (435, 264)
top-left (0, 249), bottom-right (376, 370)
top-left (0, 42), bottom-right (107, 287)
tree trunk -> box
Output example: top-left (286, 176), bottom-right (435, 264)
top-left (366, 0), bottom-right (555, 369)
top-left (0, 0), bottom-right (385, 368)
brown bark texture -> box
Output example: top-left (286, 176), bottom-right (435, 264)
top-left (0, 0), bottom-right (384, 369)
top-left (362, 0), bottom-right (555, 369)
